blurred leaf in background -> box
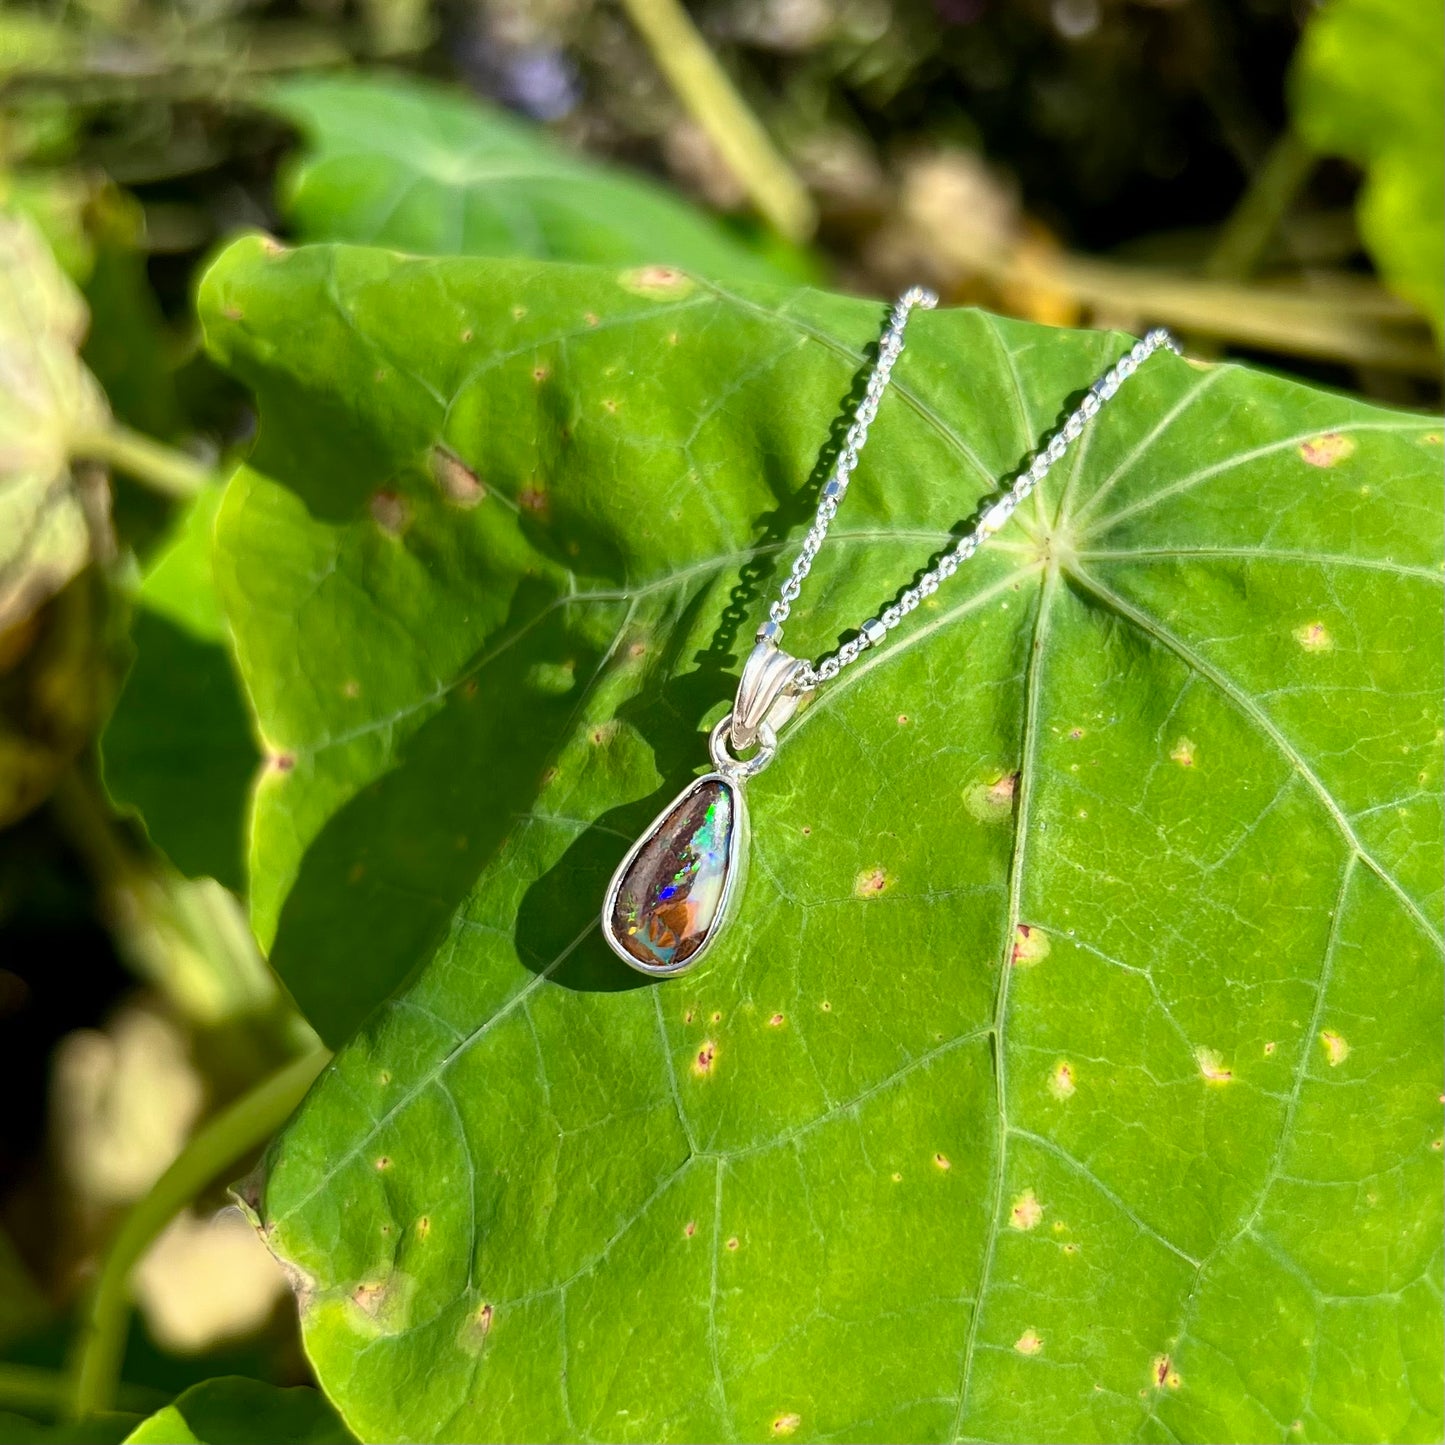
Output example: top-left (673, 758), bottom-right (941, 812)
top-left (122, 1378), bottom-right (352, 1444)
top-left (268, 73), bottom-right (811, 281)
top-left (1292, 0), bottom-right (1445, 340)
top-left (102, 490), bottom-right (258, 897)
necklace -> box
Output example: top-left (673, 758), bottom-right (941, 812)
top-left (602, 290), bottom-right (1180, 976)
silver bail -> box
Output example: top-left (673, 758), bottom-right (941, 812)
top-left (731, 641), bottom-right (804, 752)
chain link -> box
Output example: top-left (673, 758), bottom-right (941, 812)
top-left (764, 304), bottom-right (1181, 691)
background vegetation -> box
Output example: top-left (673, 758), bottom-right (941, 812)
top-left (0, 0), bottom-right (1440, 1440)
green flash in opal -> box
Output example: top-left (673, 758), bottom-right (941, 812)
top-left (608, 778), bottom-right (737, 971)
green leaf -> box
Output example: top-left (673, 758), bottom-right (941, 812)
top-left (266, 74), bottom-right (808, 283)
top-left (0, 209), bottom-right (116, 825)
top-left (101, 488), bottom-right (259, 893)
top-left (122, 1380), bottom-right (352, 1445)
top-left (1291, 0), bottom-right (1445, 338)
top-left (0, 209), bottom-right (109, 639)
top-left (204, 237), bottom-right (1443, 1442)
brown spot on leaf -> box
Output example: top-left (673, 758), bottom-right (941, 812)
top-left (369, 489), bottom-right (410, 535)
top-left (1012, 924), bottom-right (1051, 967)
top-left (416, 1216), bottom-right (430, 1238)
top-left (1009, 1189), bottom-right (1044, 1231)
top-left (694, 1042), bottom-right (717, 1076)
top-left (1014, 1328), bottom-right (1043, 1355)
top-left (532, 364), bottom-right (550, 382)
top-left (772, 1414), bottom-right (801, 1436)
top-left (476, 1303), bottom-right (493, 1335)
top-left (855, 866), bottom-right (891, 897)
top-left (1264, 1041), bottom-right (1276, 1056)
top-left (519, 483), bottom-right (549, 517)
top-left (965, 771), bottom-right (1018, 824)
top-left (1049, 1060), bottom-right (1076, 1099)
top-left (432, 447), bottom-right (485, 507)
top-left (269, 752), bottom-right (295, 774)
top-left (768, 1013), bottom-right (785, 1027)
top-left (934, 1153), bottom-right (951, 1171)
top-left (684, 1220), bottom-right (696, 1237)
top-left (619, 264), bottom-right (695, 298)
top-left (352, 1282), bottom-right (386, 1316)
top-left (375, 1156), bottom-right (391, 1171)
top-left (1195, 1047), bottom-right (1233, 1084)
top-left (725, 1236), bottom-right (739, 1251)
top-left (1152, 1355), bottom-right (1182, 1389)
top-left (1299, 433), bottom-right (1355, 467)
top-left (460, 328), bottom-right (473, 342)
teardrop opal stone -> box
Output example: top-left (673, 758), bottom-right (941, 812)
top-left (609, 778), bottom-right (736, 971)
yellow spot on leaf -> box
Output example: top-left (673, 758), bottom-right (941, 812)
top-left (1195, 1047), bottom-right (1233, 1084)
top-left (1049, 1060), bottom-right (1076, 1099)
top-left (1009, 1189), bottom-right (1044, 1231)
top-left (854, 866), bottom-right (890, 897)
top-left (618, 264), bottom-right (695, 298)
top-left (1014, 1328), bottom-right (1043, 1355)
top-left (965, 770), bottom-right (1018, 824)
top-left (771, 1413), bottom-right (801, 1436)
top-left (1320, 1029), bottom-right (1350, 1066)
top-left (1012, 924), bottom-right (1050, 967)
top-left (1170, 736), bottom-right (1197, 767)
top-left (1294, 620), bottom-right (1333, 652)
top-left (1299, 432), bottom-right (1355, 467)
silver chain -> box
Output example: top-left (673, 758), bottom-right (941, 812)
top-left (760, 291), bottom-right (1181, 690)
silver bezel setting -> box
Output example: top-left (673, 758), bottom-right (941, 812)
top-left (601, 771), bottom-right (749, 979)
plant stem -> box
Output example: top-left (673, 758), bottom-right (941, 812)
top-left (619, 0), bottom-right (817, 242)
top-left (70, 424), bottom-right (211, 500)
top-left (1206, 130), bottom-right (1318, 281)
top-left (66, 1047), bottom-right (330, 1421)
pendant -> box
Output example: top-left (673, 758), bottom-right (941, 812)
top-left (602, 643), bottom-right (804, 977)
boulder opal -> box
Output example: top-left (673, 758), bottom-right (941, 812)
top-left (609, 778), bottom-right (736, 971)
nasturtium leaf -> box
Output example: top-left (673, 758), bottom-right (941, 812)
top-left (122, 1379), bottom-right (353, 1445)
top-left (1291, 0), bottom-right (1445, 339)
top-left (266, 74), bottom-right (808, 283)
top-left (102, 488), bottom-right (259, 893)
top-left (204, 237), bottom-right (1443, 1443)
